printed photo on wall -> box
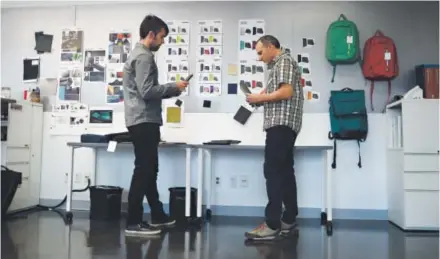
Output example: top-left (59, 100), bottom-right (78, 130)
top-left (83, 49), bottom-right (106, 82)
top-left (60, 29), bottom-right (84, 65)
top-left (89, 108), bottom-right (113, 126)
top-left (106, 65), bottom-right (123, 104)
top-left (106, 84), bottom-right (124, 104)
top-left (57, 66), bottom-right (82, 102)
top-left (108, 31), bottom-right (132, 63)
top-left (198, 84), bottom-right (221, 96)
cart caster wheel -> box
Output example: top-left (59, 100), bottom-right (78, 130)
top-left (206, 209), bottom-right (212, 220)
top-left (320, 212), bottom-right (327, 225)
top-left (326, 221), bottom-right (333, 236)
top-left (66, 212), bottom-right (73, 224)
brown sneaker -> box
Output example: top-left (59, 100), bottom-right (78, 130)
top-left (280, 220), bottom-right (297, 236)
top-left (245, 223), bottom-right (280, 241)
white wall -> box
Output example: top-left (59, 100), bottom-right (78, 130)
top-left (39, 111), bottom-right (388, 218)
top-left (4, 1), bottom-right (435, 219)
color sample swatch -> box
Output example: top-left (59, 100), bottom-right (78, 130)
top-left (166, 107), bottom-right (182, 123)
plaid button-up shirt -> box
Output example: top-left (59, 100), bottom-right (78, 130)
top-left (263, 49), bottom-right (304, 134)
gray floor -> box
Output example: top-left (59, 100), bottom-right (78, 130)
top-left (2, 210), bottom-right (439, 259)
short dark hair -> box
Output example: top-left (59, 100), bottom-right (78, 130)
top-left (257, 35), bottom-right (281, 49)
top-left (139, 15), bottom-right (169, 39)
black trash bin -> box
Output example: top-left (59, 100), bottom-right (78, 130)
top-left (169, 187), bottom-right (197, 222)
top-left (89, 185), bottom-right (123, 221)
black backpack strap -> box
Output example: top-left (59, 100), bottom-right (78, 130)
top-left (331, 139), bottom-right (337, 169)
top-left (357, 140), bottom-right (362, 168)
top-left (331, 65), bottom-right (337, 83)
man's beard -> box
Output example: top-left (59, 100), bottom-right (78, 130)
top-left (150, 43), bottom-right (161, 52)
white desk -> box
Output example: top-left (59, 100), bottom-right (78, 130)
top-left (192, 144), bottom-right (335, 235)
top-left (64, 141), bottom-right (334, 235)
top-left (65, 142), bottom-right (196, 223)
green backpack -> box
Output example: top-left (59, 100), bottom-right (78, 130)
top-left (326, 14), bottom-right (361, 82)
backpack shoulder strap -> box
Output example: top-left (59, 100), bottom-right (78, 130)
top-left (370, 80), bottom-right (375, 111)
top-left (382, 80), bottom-right (392, 113)
top-left (357, 140), bottom-right (362, 168)
top-left (331, 65), bottom-right (337, 83)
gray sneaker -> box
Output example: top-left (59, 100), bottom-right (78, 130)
top-left (125, 222), bottom-right (162, 237)
top-left (245, 223), bottom-right (280, 240)
top-left (280, 220), bottom-right (297, 235)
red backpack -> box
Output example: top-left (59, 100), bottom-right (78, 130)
top-left (362, 30), bottom-right (399, 111)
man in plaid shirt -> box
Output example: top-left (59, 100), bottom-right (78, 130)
top-left (245, 35), bottom-right (304, 241)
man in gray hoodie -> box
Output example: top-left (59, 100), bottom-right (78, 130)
top-left (123, 14), bottom-right (189, 237)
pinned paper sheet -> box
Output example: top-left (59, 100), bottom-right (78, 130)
top-left (228, 64), bottom-right (238, 75)
top-left (23, 58), bottom-right (40, 83)
top-left (305, 90), bottom-right (320, 102)
top-left (302, 38), bottom-right (315, 48)
top-left (166, 107), bottom-right (182, 123)
top-left (297, 53), bottom-right (311, 76)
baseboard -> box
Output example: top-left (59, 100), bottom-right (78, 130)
top-left (39, 198), bottom-right (388, 220)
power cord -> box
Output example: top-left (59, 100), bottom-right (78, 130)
top-left (4, 178), bottom-right (91, 221)
top-left (38, 178), bottom-right (91, 210)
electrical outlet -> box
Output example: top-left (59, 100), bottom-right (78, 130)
top-left (74, 173), bottom-right (82, 184)
top-left (215, 176), bottom-right (220, 186)
top-left (239, 175), bottom-right (248, 188)
top-left (230, 176), bottom-right (237, 189)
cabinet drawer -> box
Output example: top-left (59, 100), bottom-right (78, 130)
top-left (404, 190), bottom-right (439, 230)
top-left (404, 154), bottom-right (439, 172)
top-left (4, 163), bottom-right (30, 178)
top-left (404, 172), bottom-right (439, 191)
top-left (5, 147), bottom-right (30, 163)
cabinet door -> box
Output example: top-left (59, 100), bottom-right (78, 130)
top-left (7, 103), bottom-right (32, 148)
top-left (402, 100), bottom-right (439, 154)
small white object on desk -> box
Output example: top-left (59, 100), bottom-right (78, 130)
top-left (107, 141), bottom-right (117, 152)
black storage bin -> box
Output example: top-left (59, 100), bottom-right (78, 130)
top-left (169, 187), bottom-right (197, 222)
top-left (89, 185), bottom-right (123, 221)
top-left (1, 166), bottom-right (22, 218)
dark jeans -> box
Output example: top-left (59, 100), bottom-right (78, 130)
top-left (264, 125), bottom-right (298, 230)
top-left (126, 122), bottom-right (165, 225)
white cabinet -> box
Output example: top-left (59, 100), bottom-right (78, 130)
top-left (386, 99), bottom-right (439, 231)
top-left (2, 100), bottom-right (43, 213)
top-left (401, 100), bottom-right (439, 154)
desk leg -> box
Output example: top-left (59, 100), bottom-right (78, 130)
top-left (185, 148), bottom-right (192, 218)
top-left (321, 150), bottom-right (327, 226)
top-left (196, 148), bottom-right (203, 219)
top-left (325, 150), bottom-right (333, 235)
top-left (66, 147), bottom-right (75, 224)
top-left (184, 231), bottom-right (190, 259)
top-left (204, 149), bottom-right (212, 220)
top-left (90, 148), bottom-right (97, 186)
